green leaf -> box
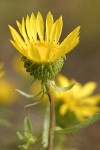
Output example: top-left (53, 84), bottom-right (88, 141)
top-left (42, 102), bottom-right (50, 148)
top-left (15, 89), bottom-right (35, 98)
top-left (24, 90), bottom-right (44, 108)
top-left (16, 132), bottom-right (24, 140)
top-left (51, 81), bottom-right (76, 92)
top-left (36, 133), bottom-right (43, 141)
top-left (15, 89), bottom-right (42, 98)
top-left (18, 143), bottom-right (29, 150)
top-left (0, 118), bottom-right (11, 127)
top-left (54, 113), bottom-right (100, 133)
top-left (24, 117), bottom-right (32, 134)
top-left (24, 100), bottom-right (42, 109)
top-left (38, 143), bottom-right (46, 150)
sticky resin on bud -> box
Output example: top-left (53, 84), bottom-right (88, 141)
top-left (21, 56), bottom-right (64, 83)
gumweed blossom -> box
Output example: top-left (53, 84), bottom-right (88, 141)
top-left (9, 11), bottom-right (80, 82)
top-left (53, 75), bottom-right (100, 121)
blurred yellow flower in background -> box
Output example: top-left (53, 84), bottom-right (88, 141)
top-left (54, 75), bottom-right (100, 121)
top-left (0, 78), bottom-right (17, 105)
top-left (9, 11), bottom-right (80, 64)
top-left (0, 63), bottom-right (5, 78)
top-left (0, 63), bottom-right (17, 105)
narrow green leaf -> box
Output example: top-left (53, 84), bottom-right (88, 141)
top-left (24, 100), bottom-right (42, 109)
top-left (0, 118), bottom-right (11, 127)
top-left (15, 89), bottom-right (35, 98)
top-left (16, 132), bottom-right (24, 140)
top-left (24, 117), bottom-right (32, 134)
top-left (54, 113), bottom-right (100, 133)
top-left (15, 89), bottom-right (42, 98)
top-left (18, 143), bottom-right (29, 150)
top-left (42, 102), bottom-right (50, 148)
top-left (24, 90), bottom-right (44, 108)
top-left (51, 81), bottom-right (76, 92)
top-left (38, 143), bottom-right (46, 150)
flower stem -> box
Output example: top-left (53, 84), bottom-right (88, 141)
top-left (45, 84), bottom-right (54, 150)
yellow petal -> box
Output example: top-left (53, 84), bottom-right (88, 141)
top-left (30, 13), bottom-right (37, 41)
top-left (59, 104), bottom-right (69, 116)
top-left (50, 16), bottom-right (63, 43)
top-left (60, 26), bottom-right (80, 47)
top-left (16, 20), bottom-right (22, 33)
top-left (78, 82), bottom-right (97, 98)
top-left (9, 25), bottom-right (26, 49)
top-left (56, 74), bottom-right (69, 87)
top-left (57, 26), bottom-right (80, 57)
top-left (56, 36), bottom-right (79, 59)
top-left (45, 11), bottom-right (54, 41)
top-left (10, 40), bottom-right (26, 56)
top-left (17, 18), bottom-right (29, 43)
top-left (26, 15), bottom-right (32, 39)
top-left (36, 12), bottom-right (44, 40)
top-left (55, 16), bottom-right (63, 42)
top-left (81, 95), bottom-right (100, 105)
top-left (27, 45), bottom-right (41, 62)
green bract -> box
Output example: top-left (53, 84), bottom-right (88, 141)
top-left (22, 56), bottom-right (64, 82)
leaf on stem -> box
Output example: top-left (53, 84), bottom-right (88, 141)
top-left (42, 102), bottom-right (50, 148)
top-left (16, 132), bottom-right (24, 140)
top-left (15, 89), bottom-right (43, 98)
top-left (51, 81), bottom-right (76, 92)
top-left (24, 90), bottom-right (44, 108)
top-left (24, 117), bottom-right (32, 134)
top-left (54, 113), bottom-right (100, 133)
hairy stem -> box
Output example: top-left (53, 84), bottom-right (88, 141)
top-left (45, 84), bottom-right (54, 150)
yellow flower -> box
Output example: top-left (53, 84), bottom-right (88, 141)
top-left (53, 75), bottom-right (100, 121)
top-left (0, 78), bottom-right (17, 105)
top-left (9, 11), bottom-right (80, 64)
top-left (0, 63), bottom-right (5, 78)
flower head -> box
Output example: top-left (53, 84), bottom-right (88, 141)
top-left (53, 75), bottom-right (100, 121)
top-left (9, 12), bottom-right (80, 82)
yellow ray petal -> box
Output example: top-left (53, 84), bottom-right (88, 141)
top-left (17, 18), bottom-right (29, 44)
top-left (27, 45), bottom-right (41, 62)
top-left (78, 82), bottom-right (97, 98)
top-left (55, 16), bottom-right (63, 43)
top-left (60, 26), bottom-right (80, 47)
top-left (50, 16), bottom-right (63, 43)
top-left (36, 12), bottom-right (44, 40)
top-left (81, 95), bottom-right (100, 105)
top-left (9, 25), bottom-right (26, 49)
top-left (56, 36), bottom-right (79, 59)
top-left (16, 20), bottom-right (22, 33)
top-left (30, 13), bottom-right (37, 41)
top-left (45, 11), bottom-right (54, 41)
top-left (59, 104), bottom-right (69, 116)
top-left (26, 15), bottom-right (32, 39)
top-left (56, 74), bottom-right (69, 87)
top-left (10, 40), bottom-right (26, 55)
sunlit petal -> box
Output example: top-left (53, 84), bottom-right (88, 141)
top-left (45, 11), bottom-right (54, 41)
top-left (36, 12), bottom-right (44, 40)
